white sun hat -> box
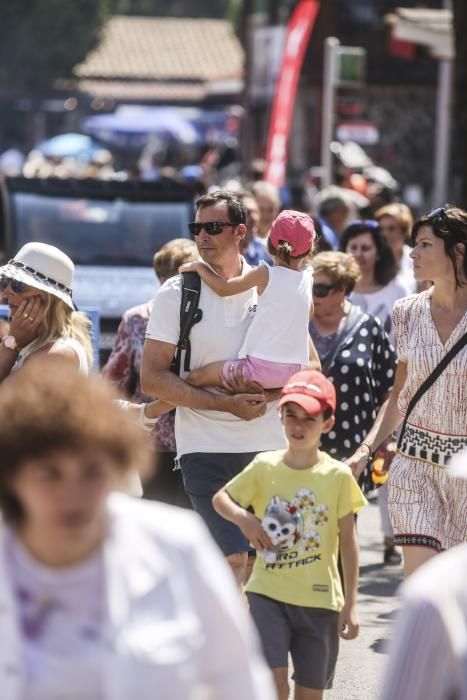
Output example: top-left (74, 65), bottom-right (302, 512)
top-left (0, 242), bottom-right (76, 310)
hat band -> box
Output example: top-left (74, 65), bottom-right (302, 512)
top-left (8, 259), bottom-right (73, 296)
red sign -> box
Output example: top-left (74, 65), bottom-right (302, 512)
top-left (264, 0), bottom-right (320, 188)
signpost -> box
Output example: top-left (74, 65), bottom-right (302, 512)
top-left (320, 38), bottom-right (367, 188)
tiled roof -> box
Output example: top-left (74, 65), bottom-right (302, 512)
top-left (74, 16), bottom-right (244, 82)
top-left (77, 79), bottom-right (208, 102)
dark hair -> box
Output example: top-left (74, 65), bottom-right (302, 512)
top-left (266, 238), bottom-right (314, 265)
top-left (340, 220), bottom-right (397, 286)
top-left (0, 357), bottom-right (152, 524)
top-left (196, 190), bottom-right (246, 225)
top-left (411, 206), bottom-right (467, 288)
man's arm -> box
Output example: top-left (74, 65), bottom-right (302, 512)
top-left (140, 338), bottom-right (267, 421)
top-left (179, 260), bottom-right (268, 297)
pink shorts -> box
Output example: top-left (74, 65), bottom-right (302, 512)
top-left (222, 356), bottom-right (301, 389)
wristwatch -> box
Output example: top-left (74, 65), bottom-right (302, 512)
top-left (2, 335), bottom-right (22, 355)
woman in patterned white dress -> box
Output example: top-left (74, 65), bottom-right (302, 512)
top-left (348, 206), bottom-right (467, 576)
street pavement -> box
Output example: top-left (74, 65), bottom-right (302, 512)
top-left (327, 496), bottom-right (403, 699)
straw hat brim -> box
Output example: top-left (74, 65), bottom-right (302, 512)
top-left (0, 262), bottom-right (75, 310)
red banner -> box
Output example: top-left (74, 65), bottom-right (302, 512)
top-left (264, 0), bottom-right (320, 188)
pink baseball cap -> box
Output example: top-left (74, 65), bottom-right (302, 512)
top-left (269, 210), bottom-right (315, 257)
top-left (278, 370), bottom-right (336, 416)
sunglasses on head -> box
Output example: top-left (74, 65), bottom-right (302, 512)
top-left (426, 207), bottom-right (459, 238)
top-left (348, 219), bottom-right (379, 230)
top-left (188, 221), bottom-right (238, 237)
top-left (313, 283), bottom-right (337, 298)
top-left (0, 276), bottom-right (27, 294)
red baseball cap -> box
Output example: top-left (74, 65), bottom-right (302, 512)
top-left (269, 210), bottom-right (315, 257)
top-left (278, 370), bottom-right (336, 416)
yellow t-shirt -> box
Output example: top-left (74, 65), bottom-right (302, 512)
top-left (226, 450), bottom-right (367, 611)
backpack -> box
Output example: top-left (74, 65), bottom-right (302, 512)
top-left (170, 271), bottom-right (203, 376)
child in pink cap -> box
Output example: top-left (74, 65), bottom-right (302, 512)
top-left (178, 209), bottom-right (317, 390)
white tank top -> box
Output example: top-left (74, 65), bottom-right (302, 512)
top-left (238, 264), bottom-right (312, 365)
top-left (14, 337), bottom-right (89, 375)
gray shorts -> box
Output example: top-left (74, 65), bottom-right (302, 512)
top-left (247, 592), bottom-right (339, 690)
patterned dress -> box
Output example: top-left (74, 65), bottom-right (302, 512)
top-left (389, 290), bottom-right (467, 551)
top-left (101, 301), bottom-right (175, 452)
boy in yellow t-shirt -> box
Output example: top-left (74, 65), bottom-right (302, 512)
top-left (213, 370), bottom-right (366, 700)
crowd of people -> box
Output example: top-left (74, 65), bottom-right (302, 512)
top-left (0, 179), bottom-right (466, 699)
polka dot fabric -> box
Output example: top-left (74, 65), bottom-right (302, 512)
top-left (310, 309), bottom-right (396, 462)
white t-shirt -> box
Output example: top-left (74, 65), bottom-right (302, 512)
top-left (238, 265), bottom-right (312, 365)
top-left (396, 244), bottom-right (417, 294)
top-left (146, 265), bottom-right (286, 457)
top-left (350, 278), bottom-right (410, 343)
top-left (6, 532), bottom-right (105, 700)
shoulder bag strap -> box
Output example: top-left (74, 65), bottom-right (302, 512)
top-left (397, 329), bottom-right (467, 448)
top-left (170, 271), bottom-right (203, 376)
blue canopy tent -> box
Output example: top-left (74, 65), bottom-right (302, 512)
top-left (37, 133), bottom-right (104, 160)
top-left (83, 106), bottom-right (201, 149)
top-left (82, 106), bottom-right (242, 150)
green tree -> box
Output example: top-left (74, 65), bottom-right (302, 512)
top-left (122, 0), bottom-right (230, 17)
top-left (0, 0), bottom-right (124, 92)
top-left (452, 0), bottom-right (467, 206)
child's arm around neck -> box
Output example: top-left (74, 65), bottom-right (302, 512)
top-left (179, 260), bottom-right (269, 297)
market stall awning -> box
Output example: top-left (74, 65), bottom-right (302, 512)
top-left (386, 8), bottom-right (453, 60)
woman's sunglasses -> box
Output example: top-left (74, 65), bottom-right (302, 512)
top-left (313, 283), bottom-right (337, 298)
top-left (0, 276), bottom-right (27, 294)
top-left (188, 221), bottom-right (237, 237)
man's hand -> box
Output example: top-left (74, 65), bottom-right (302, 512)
top-left (238, 511), bottom-right (273, 550)
top-left (345, 446), bottom-right (371, 479)
top-left (338, 604), bottom-right (360, 640)
top-left (227, 393), bottom-right (267, 421)
top-left (221, 361), bottom-right (264, 395)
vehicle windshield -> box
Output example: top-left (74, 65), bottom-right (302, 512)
top-left (11, 192), bottom-right (192, 266)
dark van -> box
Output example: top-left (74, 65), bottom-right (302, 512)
top-left (0, 176), bottom-right (194, 363)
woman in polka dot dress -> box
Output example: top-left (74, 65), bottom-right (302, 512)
top-left (309, 252), bottom-right (397, 560)
top-left (349, 206), bottom-right (467, 577)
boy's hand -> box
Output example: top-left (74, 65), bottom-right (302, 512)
top-left (239, 511), bottom-right (273, 551)
top-left (338, 604), bottom-right (360, 640)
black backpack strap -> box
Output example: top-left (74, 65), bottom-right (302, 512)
top-left (170, 271), bottom-right (203, 376)
top-left (398, 330), bottom-right (467, 448)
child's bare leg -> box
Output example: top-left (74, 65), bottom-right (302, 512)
top-left (294, 685), bottom-right (323, 700)
top-left (272, 668), bottom-right (290, 700)
top-left (186, 361), bottom-right (226, 388)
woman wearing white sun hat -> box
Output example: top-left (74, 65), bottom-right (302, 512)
top-left (0, 242), bottom-right (92, 380)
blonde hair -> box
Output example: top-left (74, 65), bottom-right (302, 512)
top-left (30, 294), bottom-right (93, 368)
top-left (312, 251), bottom-right (361, 295)
top-left (153, 238), bottom-right (198, 280)
top-left (375, 203), bottom-right (413, 241)
top-left (251, 181), bottom-right (281, 209)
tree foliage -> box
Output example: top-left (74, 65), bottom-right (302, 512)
top-left (0, 0), bottom-right (125, 91)
top-left (121, 0), bottom-right (230, 17)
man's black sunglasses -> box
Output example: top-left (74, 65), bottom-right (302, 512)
top-left (0, 276), bottom-right (27, 294)
top-left (188, 221), bottom-right (238, 237)
top-left (313, 283), bottom-right (337, 298)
